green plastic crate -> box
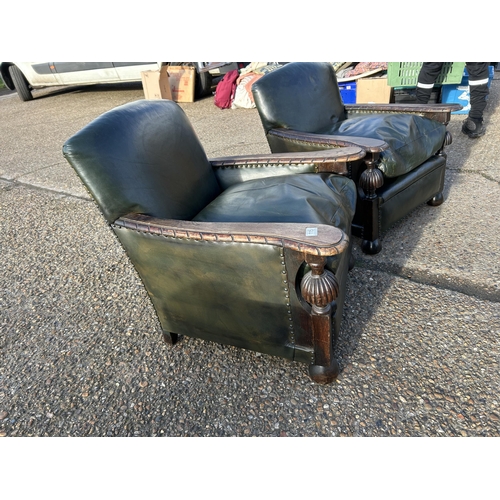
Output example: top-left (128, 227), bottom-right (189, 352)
top-left (387, 62), bottom-right (466, 88)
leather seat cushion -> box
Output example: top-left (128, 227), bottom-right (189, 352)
top-left (193, 173), bottom-right (356, 231)
top-left (326, 113), bottom-right (446, 178)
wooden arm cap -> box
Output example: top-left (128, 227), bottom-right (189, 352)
top-left (210, 146), bottom-right (365, 166)
top-left (114, 214), bottom-right (350, 257)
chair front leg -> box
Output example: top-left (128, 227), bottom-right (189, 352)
top-left (358, 154), bottom-right (384, 254)
top-left (300, 254), bottom-right (340, 384)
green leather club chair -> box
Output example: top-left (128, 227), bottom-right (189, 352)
top-left (252, 62), bottom-right (462, 254)
top-left (62, 99), bottom-right (365, 384)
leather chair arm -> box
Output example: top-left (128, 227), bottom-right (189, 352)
top-left (113, 213), bottom-right (350, 257)
top-left (346, 103), bottom-right (463, 124)
top-left (267, 128), bottom-right (388, 155)
top-left (210, 147), bottom-right (365, 171)
top-left (209, 146), bottom-right (365, 188)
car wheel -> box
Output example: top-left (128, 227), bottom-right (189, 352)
top-left (170, 62), bottom-right (213, 99)
top-left (9, 65), bottom-right (33, 102)
top-left (196, 70), bottom-right (213, 98)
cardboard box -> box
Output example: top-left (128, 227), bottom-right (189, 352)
top-left (167, 65), bottom-right (195, 103)
top-left (356, 77), bottom-right (392, 104)
top-left (141, 66), bottom-right (172, 100)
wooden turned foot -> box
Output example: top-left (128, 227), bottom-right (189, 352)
top-left (308, 358), bottom-right (340, 384)
top-left (361, 238), bottom-right (382, 255)
top-left (162, 331), bottom-right (179, 345)
top-left (427, 192), bottom-right (444, 207)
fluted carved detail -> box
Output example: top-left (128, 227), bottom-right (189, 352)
top-left (300, 254), bottom-right (339, 382)
top-left (359, 159), bottom-right (384, 198)
top-left (301, 268), bottom-right (339, 309)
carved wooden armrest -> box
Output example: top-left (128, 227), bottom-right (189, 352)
top-left (113, 213), bottom-right (349, 257)
top-left (267, 128), bottom-right (388, 155)
top-left (210, 146), bottom-right (365, 174)
top-left (345, 103), bottom-right (462, 124)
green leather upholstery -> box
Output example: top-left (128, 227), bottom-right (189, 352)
top-left (194, 173), bottom-right (356, 229)
top-left (251, 62), bottom-right (451, 255)
top-left (251, 62), bottom-right (347, 135)
top-left (378, 155), bottom-right (445, 232)
top-left (62, 100), bottom-right (221, 223)
top-left (113, 229), bottom-right (299, 360)
top-left (326, 114), bottom-right (445, 178)
top-left (213, 162), bottom-right (318, 190)
top-left (252, 62), bottom-right (446, 178)
top-left (112, 225), bottom-right (351, 364)
top-left (63, 99), bottom-right (358, 383)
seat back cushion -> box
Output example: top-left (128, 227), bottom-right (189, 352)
top-left (63, 100), bottom-right (221, 223)
top-left (193, 173), bottom-right (356, 232)
top-left (331, 113), bottom-right (446, 177)
top-left (252, 62), bottom-right (347, 135)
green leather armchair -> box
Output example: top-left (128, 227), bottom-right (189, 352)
top-left (252, 62), bottom-right (462, 254)
top-left (63, 99), bottom-right (365, 384)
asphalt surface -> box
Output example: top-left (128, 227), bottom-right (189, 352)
top-left (0, 77), bottom-right (499, 437)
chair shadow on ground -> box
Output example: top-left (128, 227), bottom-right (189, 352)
top-left (333, 75), bottom-right (500, 377)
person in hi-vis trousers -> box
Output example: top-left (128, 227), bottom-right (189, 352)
top-left (416, 62), bottom-right (490, 138)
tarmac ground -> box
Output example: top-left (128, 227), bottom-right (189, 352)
top-left (0, 74), bottom-right (499, 438)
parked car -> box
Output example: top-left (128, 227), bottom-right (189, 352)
top-left (0, 62), bottom-right (246, 102)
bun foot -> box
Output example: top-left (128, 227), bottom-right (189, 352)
top-left (308, 358), bottom-right (340, 384)
top-left (361, 238), bottom-right (382, 255)
top-left (427, 192), bottom-right (444, 206)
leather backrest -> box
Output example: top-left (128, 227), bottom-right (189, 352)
top-left (63, 100), bottom-right (221, 223)
top-left (252, 62), bottom-right (347, 135)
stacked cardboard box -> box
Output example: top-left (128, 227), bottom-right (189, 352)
top-left (141, 65), bottom-right (195, 103)
top-left (334, 63), bottom-right (392, 104)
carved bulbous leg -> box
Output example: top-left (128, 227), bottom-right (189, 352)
top-left (359, 157), bottom-right (384, 255)
top-left (300, 255), bottom-right (340, 384)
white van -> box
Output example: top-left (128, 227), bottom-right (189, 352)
top-left (0, 62), bottom-right (242, 102)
